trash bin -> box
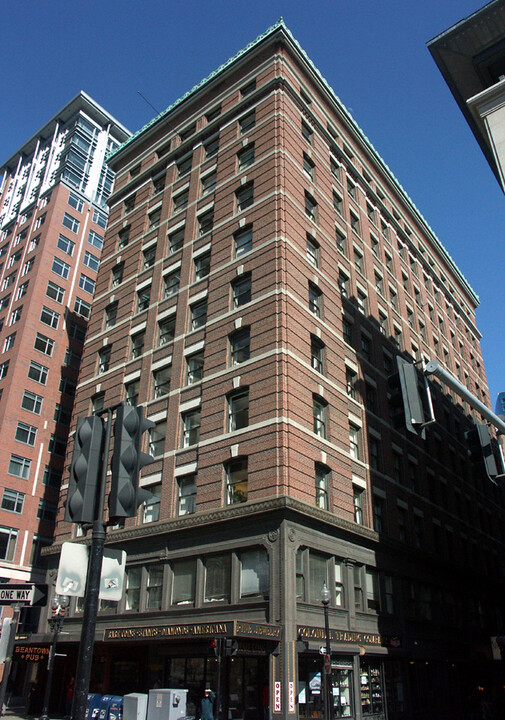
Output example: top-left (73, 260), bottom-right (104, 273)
top-left (86, 694), bottom-right (103, 720)
top-left (147, 689), bottom-right (188, 720)
top-left (123, 693), bottom-right (148, 720)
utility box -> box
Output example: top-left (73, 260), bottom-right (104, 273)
top-left (108, 696), bottom-right (123, 720)
top-left (99, 695), bottom-right (117, 720)
top-left (124, 693), bottom-right (148, 720)
top-left (147, 689), bottom-right (187, 720)
top-left (86, 694), bottom-right (103, 720)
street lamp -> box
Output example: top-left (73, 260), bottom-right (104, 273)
top-left (321, 583), bottom-right (333, 720)
top-left (40, 594), bottom-right (69, 720)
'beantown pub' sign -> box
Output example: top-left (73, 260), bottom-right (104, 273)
top-left (104, 620), bottom-right (282, 642)
top-left (13, 645), bottom-right (50, 663)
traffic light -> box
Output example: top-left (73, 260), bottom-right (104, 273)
top-left (388, 357), bottom-right (427, 439)
top-left (223, 638), bottom-right (239, 656)
top-left (209, 638), bottom-right (222, 657)
top-left (65, 416), bottom-right (105, 524)
top-left (109, 404), bottom-right (156, 519)
top-left (465, 423), bottom-right (499, 480)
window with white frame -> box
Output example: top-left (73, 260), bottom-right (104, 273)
top-left (21, 390), bottom-right (43, 414)
top-left (88, 229), bottom-right (104, 250)
top-left (164, 271), bottom-right (180, 298)
top-left (15, 421), bottom-right (37, 445)
top-left (84, 251), bottom-right (100, 272)
top-left (169, 228), bottom-right (184, 254)
top-left (190, 299), bottom-right (207, 330)
top-left (152, 366), bottom-right (171, 398)
top-left (57, 234), bottom-right (75, 256)
top-left (315, 463), bottom-right (330, 510)
top-left (349, 423), bottom-right (361, 460)
top-left (143, 485), bottom-right (161, 524)
top-left (230, 328), bottom-right (250, 364)
top-left (187, 352), bottom-right (204, 384)
top-left (0, 526), bottom-right (18, 562)
top-left (353, 486), bottom-right (365, 524)
top-left (226, 457), bottom-right (248, 504)
top-left (46, 281), bottom-right (64, 303)
top-left (79, 274), bottom-right (95, 294)
top-left (52, 257), bottom-right (70, 279)
top-left (1, 489), bottom-right (25, 514)
top-left (149, 421), bottom-right (166, 456)
top-left (8, 454), bottom-right (31, 479)
top-left (182, 410), bottom-right (200, 447)
top-left (234, 226), bottom-right (252, 257)
top-left (178, 475), bottom-right (196, 516)
top-left (231, 273), bottom-right (251, 308)
top-left (40, 306), bottom-right (59, 329)
top-left (74, 297), bottom-right (91, 318)
top-left (313, 396), bottom-right (327, 439)
top-left (62, 213), bottom-right (79, 233)
top-left (228, 390), bottom-right (249, 432)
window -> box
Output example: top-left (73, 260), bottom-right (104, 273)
top-left (177, 154), bottom-right (192, 177)
top-left (226, 457), bottom-right (248, 504)
top-left (361, 334), bottom-right (372, 362)
top-left (333, 191), bottom-right (343, 215)
top-left (306, 235), bottom-right (319, 266)
top-left (16, 281), bottom-right (29, 300)
top-left (241, 78), bottom-right (256, 96)
top-left (98, 346), bottom-right (111, 374)
top-left (369, 437), bottom-right (382, 471)
top-left (315, 463), bottom-right (330, 510)
top-left (375, 272), bottom-right (384, 295)
top-left (104, 302), bottom-right (118, 329)
top-left (308, 282), bottom-right (322, 317)
top-left (40, 306), bottom-right (59, 329)
top-left (304, 191), bottom-right (317, 221)
top-left (231, 273), bottom-right (251, 308)
top-left (59, 376), bottom-right (76, 397)
top-left (52, 257), bottom-right (70, 279)
top-left (118, 228), bottom-right (129, 249)
top-left (68, 192), bottom-right (83, 212)
top-left (8, 250), bottom-right (22, 267)
top-left (313, 396), bottom-right (327, 439)
top-left (390, 287), bottom-right (398, 311)
top-left (91, 393), bottom-right (104, 413)
top-left (194, 252), bottom-right (211, 281)
top-left (21, 390), bottom-right (42, 414)
top-left (303, 153), bottom-right (314, 180)
top-left (34, 333), bottom-right (54, 356)
top-left (205, 136), bottom-right (219, 158)
top-left (69, 322), bottom-right (86, 342)
top-left (239, 111), bottom-right (255, 134)
top-left (206, 105), bottom-right (221, 122)
top-left (311, 335), bottom-right (324, 373)
top-left (0, 294), bottom-right (10, 310)
top-left (152, 366), bottom-right (171, 398)
top-left (79, 274), bottom-right (95, 294)
top-left (146, 565), bottom-right (163, 609)
top-left (301, 121), bottom-right (313, 143)
top-left (124, 196), bottom-right (135, 214)
top-left (24, 259), bottom-right (35, 275)
top-left (205, 555), bottom-right (230, 602)
top-left (343, 318), bottom-right (353, 344)
top-left (57, 234), bottom-right (75, 256)
top-left (236, 183), bottom-right (254, 212)
top-left (228, 390), bottom-right (249, 431)
top-left (365, 568), bottom-right (380, 611)
top-left (371, 234), bottom-right (379, 257)
top-left (125, 380), bottom-right (139, 406)
top-left (385, 251), bottom-right (393, 272)
top-left (346, 367), bottom-right (357, 399)
top-left (353, 487), bottom-right (364, 524)
top-left (365, 382), bottom-right (377, 413)
top-left (15, 421), bottom-right (37, 446)
top-left (84, 250), bottom-right (100, 272)
top-left (234, 226), bottom-right (253, 257)
top-left (158, 317), bottom-right (176, 345)
top-left (30, 535), bottom-right (52, 567)
top-left (46, 281), bottom-right (64, 303)
top-left (0, 360), bottom-right (9, 380)
top-left (148, 208), bottom-right (162, 228)
top-left (190, 299), bottom-right (207, 330)
top-left (198, 210), bottom-right (213, 236)
top-left (10, 307), bottom-right (22, 326)
top-left (0, 527), bottom-right (18, 562)
top-left (130, 332), bottom-right (145, 359)
top-left (149, 421), bottom-right (166, 457)
top-left (48, 433), bottom-right (66, 456)
top-left (182, 410), bottom-right (201, 446)
top-left (201, 171), bottom-right (217, 196)
top-left (354, 248), bottom-right (364, 273)
top-left (187, 352), bottom-right (204, 384)
top-left (169, 228), bottom-right (184, 254)
top-left (379, 312), bottom-right (388, 336)
top-left (28, 361), bottom-right (48, 384)
top-left (173, 191), bottom-right (188, 213)
top-left (125, 567), bottom-right (141, 611)
top-left (179, 123), bottom-right (196, 141)
top-left (178, 475), bottom-right (196, 516)
top-left (240, 548), bottom-right (268, 597)
top-left (172, 559), bottom-right (196, 606)
top-left (93, 208), bottom-right (107, 228)
top-left (137, 288), bottom-right (150, 312)
top-left (62, 213), bottom-right (79, 233)
top-left (8, 455), bottom-right (31, 479)
top-left (37, 499), bottom-right (58, 522)
top-left (349, 424), bottom-right (361, 460)
top-left (111, 263), bottom-right (124, 288)
top-left (74, 297), bottom-right (91, 318)
top-left (164, 271), bottom-right (180, 298)
top-left (143, 487), bottom-right (161, 525)
top-left (357, 289), bottom-right (368, 315)
top-left (230, 328), bottom-right (250, 364)
top-left (54, 404), bottom-right (72, 426)
top-left (238, 144), bottom-right (255, 170)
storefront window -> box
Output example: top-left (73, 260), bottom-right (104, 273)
top-left (332, 663), bottom-right (353, 717)
top-left (298, 656), bottom-right (354, 719)
top-left (172, 559), bottom-right (196, 605)
top-left (360, 659), bottom-right (385, 717)
top-left (205, 554), bottom-right (230, 602)
top-left (240, 548), bottom-right (269, 598)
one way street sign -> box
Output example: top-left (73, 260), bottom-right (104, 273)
top-left (0, 583), bottom-right (48, 607)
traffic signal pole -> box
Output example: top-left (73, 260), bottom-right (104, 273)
top-left (71, 408), bottom-right (112, 720)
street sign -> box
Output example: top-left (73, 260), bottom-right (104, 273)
top-left (324, 653), bottom-right (331, 675)
top-left (0, 584), bottom-right (48, 607)
top-left (13, 645), bottom-right (50, 663)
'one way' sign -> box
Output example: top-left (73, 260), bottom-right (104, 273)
top-left (0, 583), bottom-right (48, 607)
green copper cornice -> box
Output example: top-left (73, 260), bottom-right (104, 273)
top-left (109, 19), bottom-right (477, 304)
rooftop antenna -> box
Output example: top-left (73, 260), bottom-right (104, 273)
top-left (137, 91), bottom-right (162, 116)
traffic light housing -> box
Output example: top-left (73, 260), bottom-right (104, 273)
top-left (209, 638), bottom-right (221, 657)
top-left (465, 423), bottom-right (499, 481)
top-left (388, 357), bottom-right (427, 439)
top-left (223, 638), bottom-right (239, 656)
top-left (65, 416), bottom-right (105, 524)
top-left (109, 404), bottom-right (156, 519)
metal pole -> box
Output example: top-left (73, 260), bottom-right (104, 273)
top-left (39, 618), bottom-right (62, 720)
top-left (0, 606), bottom-right (20, 715)
top-left (323, 603), bottom-right (333, 720)
top-left (215, 639), bottom-right (222, 720)
top-left (71, 409), bottom-right (112, 720)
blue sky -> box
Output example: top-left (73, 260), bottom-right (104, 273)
top-left (2, 0), bottom-right (504, 404)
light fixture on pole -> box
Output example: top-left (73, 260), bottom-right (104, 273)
top-left (321, 582), bottom-right (333, 720)
top-left (40, 593), bottom-right (69, 720)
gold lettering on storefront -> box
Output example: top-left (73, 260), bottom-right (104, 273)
top-left (297, 626), bottom-right (383, 646)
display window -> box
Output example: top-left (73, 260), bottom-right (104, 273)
top-left (359, 659), bottom-right (385, 718)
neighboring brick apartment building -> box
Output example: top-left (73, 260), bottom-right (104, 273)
top-left (0, 92), bottom-right (129, 630)
top-left (42, 21), bottom-right (505, 720)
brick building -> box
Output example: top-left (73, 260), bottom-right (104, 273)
top-left (40, 22), bottom-right (505, 719)
top-left (0, 93), bottom-right (128, 630)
